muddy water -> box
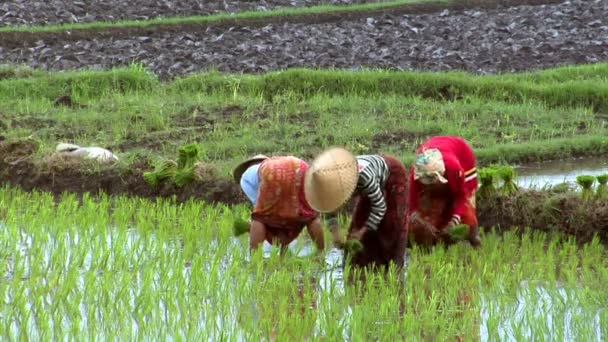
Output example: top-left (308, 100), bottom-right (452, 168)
top-left (515, 156), bottom-right (608, 189)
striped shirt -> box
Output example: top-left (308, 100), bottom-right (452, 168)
top-left (355, 155), bottom-right (390, 231)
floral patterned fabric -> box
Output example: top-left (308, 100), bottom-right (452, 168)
top-left (251, 156), bottom-right (318, 245)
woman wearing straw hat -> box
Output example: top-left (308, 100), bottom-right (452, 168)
top-left (304, 147), bottom-right (409, 270)
top-left (406, 136), bottom-right (481, 248)
top-left (233, 154), bottom-right (325, 254)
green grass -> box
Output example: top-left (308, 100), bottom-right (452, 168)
top-left (2, 63), bottom-right (608, 176)
top-left (0, 0), bottom-right (441, 33)
top-left (0, 185), bottom-right (606, 339)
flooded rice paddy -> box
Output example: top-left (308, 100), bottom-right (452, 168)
top-left (1, 186), bottom-right (606, 340)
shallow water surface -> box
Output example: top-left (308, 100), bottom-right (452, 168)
top-left (515, 156), bottom-right (608, 188)
top-left (1, 192), bottom-right (607, 340)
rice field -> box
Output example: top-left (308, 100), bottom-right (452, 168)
top-left (1, 185), bottom-right (606, 340)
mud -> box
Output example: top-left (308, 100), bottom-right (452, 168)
top-left (2, 0), bottom-right (605, 79)
top-left (0, 0), bottom-right (381, 27)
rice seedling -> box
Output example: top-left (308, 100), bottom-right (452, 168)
top-left (0, 185), bottom-right (607, 340)
top-left (343, 239), bottom-right (364, 254)
top-left (447, 224), bottom-right (469, 241)
top-left (576, 175), bottom-right (596, 201)
top-left (142, 160), bottom-right (178, 187)
top-left (496, 165), bottom-right (519, 196)
top-left (595, 174), bottom-right (608, 199)
top-left (477, 167), bottom-right (497, 199)
top-left (233, 217), bottom-right (250, 237)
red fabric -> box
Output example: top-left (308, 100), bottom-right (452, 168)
top-left (407, 136), bottom-right (477, 221)
top-left (406, 185), bottom-right (478, 247)
top-left (251, 156), bottom-right (318, 245)
top-left (345, 155), bottom-right (408, 269)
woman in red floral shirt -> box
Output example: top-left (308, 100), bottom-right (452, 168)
top-left (406, 136), bottom-right (481, 248)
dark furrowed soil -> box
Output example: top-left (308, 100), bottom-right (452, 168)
top-left (2, 140), bottom-right (607, 246)
top-left (2, 0), bottom-right (605, 78)
top-left (0, 0), bottom-right (379, 27)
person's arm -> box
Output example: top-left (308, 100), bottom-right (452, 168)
top-left (323, 213), bottom-right (344, 246)
top-left (239, 166), bottom-right (260, 205)
top-left (306, 217), bottom-right (325, 253)
top-left (444, 158), bottom-right (467, 226)
top-left (407, 168), bottom-right (420, 216)
top-left (358, 170), bottom-right (386, 231)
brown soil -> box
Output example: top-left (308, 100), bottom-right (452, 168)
top-left (0, 0), bottom-right (385, 27)
top-left (2, 0), bottom-right (598, 80)
top-left (477, 189), bottom-right (608, 244)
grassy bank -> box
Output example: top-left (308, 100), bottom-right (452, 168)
top-left (4, 63), bottom-right (608, 110)
top-left (1, 64), bottom-right (608, 176)
top-left (0, 186), bottom-right (606, 340)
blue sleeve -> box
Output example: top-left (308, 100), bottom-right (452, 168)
top-left (240, 164), bottom-right (260, 205)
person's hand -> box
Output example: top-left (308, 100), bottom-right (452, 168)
top-left (348, 226), bottom-right (367, 241)
top-left (331, 228), bottom-right (344, 247)
top-left (410, 212), bottom-right (439, 238)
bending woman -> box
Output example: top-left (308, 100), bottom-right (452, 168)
top-left (406, 136), bottom-right (481, 248)
top-left (233, 154), bottom-right (325, 254)
top-left (304, 147), bottom-right (408, 270)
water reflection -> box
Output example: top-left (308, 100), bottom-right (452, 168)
top-left (480, 281), bottom-right (604, 341)
top-left (1, 223), bottom-right (604, 341)
top-left (516, 156), bottom-right (608, 189)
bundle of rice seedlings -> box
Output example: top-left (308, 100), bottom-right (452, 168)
top-left (174, 166), bottom-right (196, 188)
top-left (143, 160), bottom-right (178, 187)
top-left (446, 224), bottom-right (469, 241)
top-left (233, 218), bottom-right (250, 236)
top-left (477, 167), bottom-right (497, 199)
top-left (344, 239), bottom-right (364, 254)
top-left (595, 174), bottom-right (608, 200)
top-left (177, 143), bottom-right (201, 169)
top-left (496, 165), bottom-right (519, 196)
top-left (576, 175), bottom-right (596, 201)
top-left (192, 161), bottom-right (216, 181)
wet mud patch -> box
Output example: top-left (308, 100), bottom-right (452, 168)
top-left (477, 189), bottom-right (608, 245)
top-left (0, 139), bottom-right (40, 163)
top-left (0, 0), bottom-right (590, 79)
top-left (0, 0), bottom-right (387, 27)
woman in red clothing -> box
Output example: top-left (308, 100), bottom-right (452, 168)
top-left (406, 136), bottom-right (481, 248)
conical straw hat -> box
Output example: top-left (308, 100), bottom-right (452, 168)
top-left (304, 147), bottom-right (359, 213)
top-left (232, 154), bottom-right (269, 183)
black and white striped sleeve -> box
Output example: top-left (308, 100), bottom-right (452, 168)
top-left (357, 165), bottom-right (387, 231)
